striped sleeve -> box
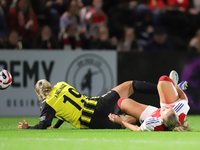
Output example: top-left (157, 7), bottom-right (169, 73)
top-left (172, 100), bottom-right (190, 123)
top-left (140, 117), bottom-right (163, 131)
top-left (173, 100), bottom-right (190, 115)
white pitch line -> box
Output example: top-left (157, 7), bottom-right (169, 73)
top-left (0, 137), bottom-right (200, 145)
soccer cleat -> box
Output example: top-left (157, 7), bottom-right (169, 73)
top-left (178, 81), bottom-right (188, 90)
top-left (169, 70), bottom-right (179, 85)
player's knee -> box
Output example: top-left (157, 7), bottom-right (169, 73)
top-left (158, 75), bottom-right (175, 86)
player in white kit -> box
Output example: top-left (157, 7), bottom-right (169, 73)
top-left (108, 71), bottom-right (190, 131)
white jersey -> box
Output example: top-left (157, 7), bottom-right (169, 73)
top-left (140, 99), bottom-right (190, 131)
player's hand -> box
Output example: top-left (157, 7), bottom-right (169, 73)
top-left (18, 120), bottom-right (29, 129)
top-left (47, 126), bottom-right (53, 129)
top-left (108, 113), bottom-right (123, 124)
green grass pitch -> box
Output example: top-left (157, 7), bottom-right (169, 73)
top-left (0, 116), bottom-right (200, 150)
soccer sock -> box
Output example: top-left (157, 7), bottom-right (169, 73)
top-left (132, 80), bottom-right (158, 94)
top-left (158, 75), bottom-right (175, 86)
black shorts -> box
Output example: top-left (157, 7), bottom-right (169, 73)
top-left (89, 90), bottom-right (123, 129)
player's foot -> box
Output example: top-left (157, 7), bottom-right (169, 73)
top-left (178, 81), bottom-right (188, 90)
top-left (169, 70), bottom-right (179, 85)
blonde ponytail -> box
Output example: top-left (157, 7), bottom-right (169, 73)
top-left (173, 120), bottom-right (191, 131)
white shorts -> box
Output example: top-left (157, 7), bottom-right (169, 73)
top-left (139, 105), bottom-right (158, 122)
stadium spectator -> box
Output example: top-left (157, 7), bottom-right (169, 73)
top-left (107, 0), bottom-right (136, 41)
top-left (90, 26), bottom-right (116, 50)
top-left (8, 0), bottom-right (18, 10)
top-left (0, 0), bottom-right (14, 15)
top-left (85, 0), bottom-right (107, 39)
top-left (3, 30), bottom-right (22, 49)
top-left (78, 0), bottom-right (93, 49)
top-left (188, 28), bottom-right (200, 52)
top-left (159, 1), bottom-right (191, 51)
top-left (144, 26), bottom-right (174, 52)
top-left (29, 0), bottom-right (48, 26)
top-left (191, 0), bottom-right (200, 13)
top-left (32, 25), bottom-right (60, 50)
top-left (44, 0), bottom-right (70, 35)
top-left (79, 27), bottom-right (91, 49)
top-left (145, 0), bottom-right (165, 26)
top-left (78, 0), bottom-right (108, 49)
top-left (118, 28), bottom-right (142, 52)
top-left (59, 0), bottom-right (80, 40)
top-left (128, 0), bottom-right (138, 14)
top-left (146, 0), bottom-right (165, 10)
top-left (60, 23), bottom-right (81, 50)
top-left (7, 0), bottom-right (39, 49)
top-left (135, 9), bottom-right (154, 47)
top-left (79, 0), bottom-right (92, 30)
top-left (166, 0), bottom-right (189, 11)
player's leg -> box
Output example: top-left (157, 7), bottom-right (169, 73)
top-left (118, 98), bottom-right (148, 119)
top-left (157, 75), bottom-right (179, 104)
top-left (112, 80), bottom-right (158, 98)
top-left (89, 91), bottom-right (139, 129)
top-left (111, 81), bottom-right (133, 98)
top-left (89, 90), bottom-right (123, 129)
top-left (89, 115), bottom-right (122, 129)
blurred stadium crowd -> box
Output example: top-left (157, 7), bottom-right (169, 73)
top-left (1, 0), bottom-right (200, 52)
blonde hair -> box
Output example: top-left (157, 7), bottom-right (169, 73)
top-left (163, 113), bottom-right (179, 131)
top-left (35, 79), bottom-right (52, 101)
top-left (173, 120), bottom-right (191, 131)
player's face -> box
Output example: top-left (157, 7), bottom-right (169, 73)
top-left (160, 106), bottom-right (175, 120)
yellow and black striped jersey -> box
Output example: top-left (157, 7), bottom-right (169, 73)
top-left (44, 82), bottom-right (98, 129)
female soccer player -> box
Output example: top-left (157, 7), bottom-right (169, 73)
top-left (18, 72), bottom-right (159, 129)
top-left (108, 71), bottom-right (190, 131)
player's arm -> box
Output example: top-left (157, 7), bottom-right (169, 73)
top-left (108, 113), bottom-right (141, 131)
top-left (175, 85), bottom-right (188, 102)
top-left (53, 119), bottom-right (64, 128)
top-left (121, 121), bottom-right (142, 131)
top-left (18, 102), bottom-right (56, 129)
top-left (119, 115), bottom-right (137, 125)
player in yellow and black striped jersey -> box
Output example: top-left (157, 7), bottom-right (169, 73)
top-left (18, 79), bottom-right (158, 129)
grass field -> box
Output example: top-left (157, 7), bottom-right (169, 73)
top-left (0, 116), bottom-right (200, 150)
